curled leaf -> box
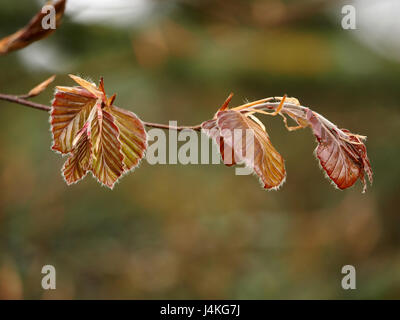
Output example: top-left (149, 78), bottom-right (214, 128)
top-left (0, 0), bottom-right (66, 55)
top-left (202, 109), bottom-right (286, 190)
top-left (306, 109), bottom-right (373, 192)
top-left (236, 95), bottom-right (373, 192)
top-left (50, 75), bottom-right (147, 189)
top-left (202, 118), bottom-right (237, 167)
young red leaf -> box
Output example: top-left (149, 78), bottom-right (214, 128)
top-left (51, 86), bottom-right (98, 154)
top-left (0, 0), bottom-right (66, 55)
top-left (90, 110), bottom-right (125, 188)
top-left (306, 109), bottom-right (373, 192)
top-left (202, 93), bottom-right (238, 166)
top-left (50, 75), bottom-right (147, 189)
top-left (239, 96), bottom-right (373, 192)
top-left (62, 126), bottom-right (93, 185)
top-left (202, 119), bottom-right (236, 166)
top-left (106, 105), bottom-right (148, 171)
top-left (219, 110), bottom-right (286, 189)
top-left (202, 109), bottom-right (286, 190)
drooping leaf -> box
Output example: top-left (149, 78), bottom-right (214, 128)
top-left (201, 118), bottom-right (236, 166)
top-left (239, 95), bottom-right (373, 192)
top-left (306, 109), bottom-right (373, 192)
top-left (0, 0), bottom-right (66, 55)
top-left (202, 109), bottom-right (286, 190)
top-left (50, 75), bottom-right (147, 189)
top-left (201, 93), bottom-right (237, 166)
top-left (219, 110), bottom-right (286, 189)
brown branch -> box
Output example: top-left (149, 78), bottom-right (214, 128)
top-left (0, 93), bottom-right (202, 131)
top-left (143, 121), bottom-right (202, 131)
top-left (0, 93), bottom-right (51, 112)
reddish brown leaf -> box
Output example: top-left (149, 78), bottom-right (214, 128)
top-left (50, 75), bottom-right (147, 189)
top-left (201, 119), bottom-right (236, 166)
top-left (0, 0), bottom-right (66, 55)
top-left (201, 93), bottom-right (237, 166)
top-left (234, 95), bottom-right (373, 192)
top-left (202, 110), bottom-right (286, 189)
top-left (91, 110), bottom-right (125, 188)
top-left (62, 126), bottom-right (92, 185)
top-left (306, 109), bottom-right (373, 192)
top-left (51, 86), bottom-right (98, 154)
top-left (106, 105), bottom-right (147, 171)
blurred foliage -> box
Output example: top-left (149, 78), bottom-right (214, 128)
top-left (0, 0), bottom-right (399, 299)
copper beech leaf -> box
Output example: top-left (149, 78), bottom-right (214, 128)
top-left (50, 75), bottom-right (147, 189)
top-left (62, 126), bottom-right (92, 185)
top-left (106, 105), bottom-right (148, 171)
top-left (306, 109), bottom-right (373, 192)
top-left (51, 86), bottom-right (97, 153)
top-left (0, 0), bottom-right (66, 55)
top-left (90, 109), bottom-right (125, 188)
top-left (201, 93), bottom-right (237, 166)
top-left (201, 119), bottom-right (237, 167)
top-left (202, 109), bottom-right (286, 190)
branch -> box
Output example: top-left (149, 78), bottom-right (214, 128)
top-left (0, 93), bottom-right (202, 131)
top-left (0, 93), bottom-right (51, 112)
top-left (142, 121), bottom-right (202, 131)
top-left (0, 83), bottom-right (372, 192)
top-left (0, 93), bottom-right (297, 131)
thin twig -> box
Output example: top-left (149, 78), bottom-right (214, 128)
top-left (0, 93), bottom-right (51, 112)
top-left (0, 93), bottom-right (202, 131)
top-left (143, 122), bottom-right (202, 131)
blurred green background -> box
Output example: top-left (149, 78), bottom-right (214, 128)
top-left (0, 0), bottom-right (399, 299)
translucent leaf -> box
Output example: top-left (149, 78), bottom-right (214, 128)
top-left (50, 75), bottom-right (147, 189)
top-left (51, 86), bottom-right (98, 154)
top-left (306, 109), bottom-right (373, 192)
top-left (106, 105), bottom-right (147, 171)
top-left (91, 110), bottom-right (125, 188)
top-left (62, 126), bottom-right (92, 185)
top-left (201, 118), bottom-right (236, 167)
top-left (203, 110), bottom-right (286, 190)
